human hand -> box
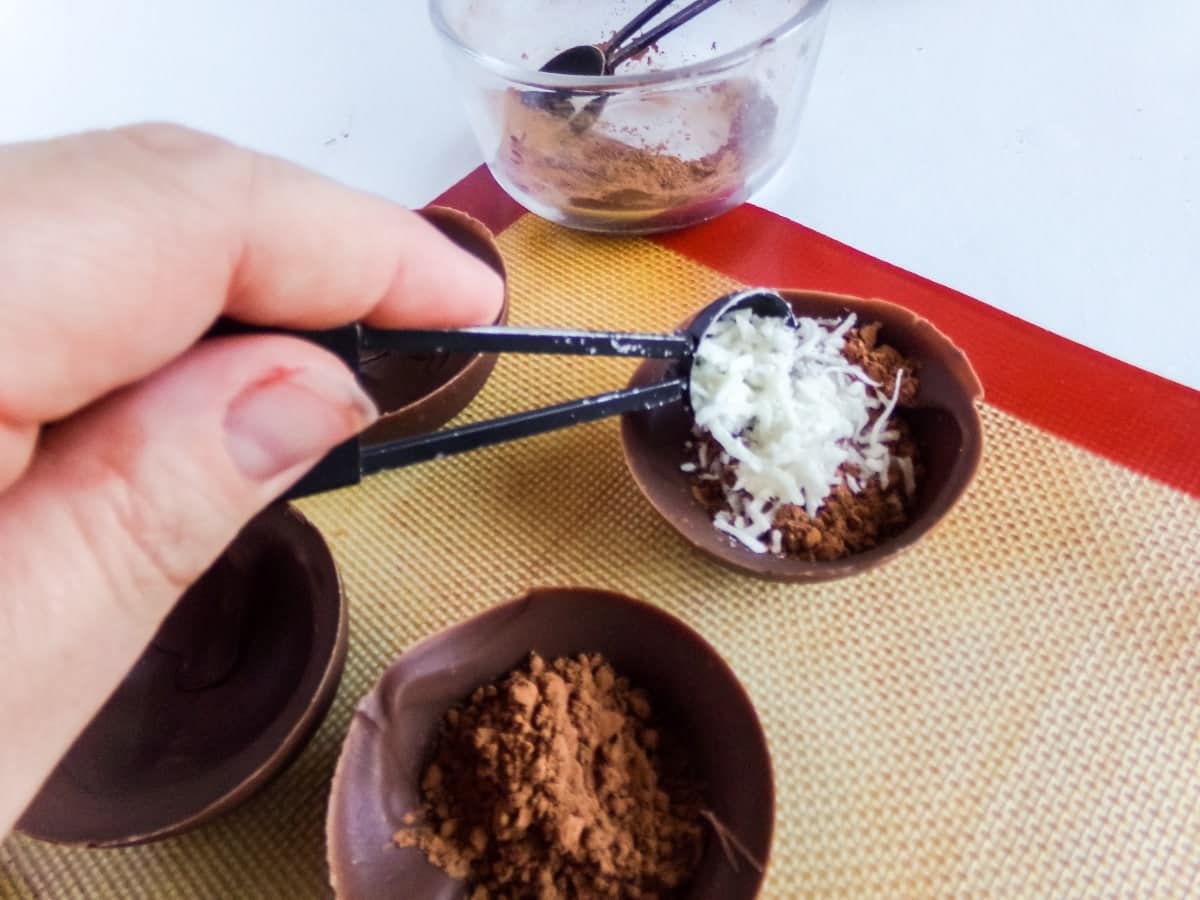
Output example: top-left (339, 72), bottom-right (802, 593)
top-left (0, 124), bottom-right (503, 836)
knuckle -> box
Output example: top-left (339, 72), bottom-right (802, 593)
top-left (113, 476), bottom-right (197, 595)
top-left (0, 419), bottom-right (38, 492)
top-left (114, 122), bottom-right (256, 271)
top-left (116, 123), bottom-right (252, 209)
top-left (116, 122), bottom-right (232, 161)
top-left (112, 480), bottom-right (199, 597)
top-left (70, 437), bottom-right (219, 602)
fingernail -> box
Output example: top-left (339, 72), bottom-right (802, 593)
top-left (224, 366), bottom-right (378, 481)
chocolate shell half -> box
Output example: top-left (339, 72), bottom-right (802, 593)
top-left (17, 503), bottom-right (347, 846)
top-left (327, 587), bottom-right (773, 899)
top-left (359, 206), bottom-right (510, 444)
top-left (621, 290), bottom-right (984, 582)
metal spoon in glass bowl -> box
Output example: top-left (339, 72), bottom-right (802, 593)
top-left (533, 0), bottom-right (725, 129)
top-left (540, 0), bottom-right (723, 77)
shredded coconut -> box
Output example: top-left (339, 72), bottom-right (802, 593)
top-left (685, 309), bottom-right (916, 553)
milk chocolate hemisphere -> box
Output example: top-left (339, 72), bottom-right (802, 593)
top-left (359, 206), bottom-right (510, 444)
top-left (621, 290), bottom-right (985, 582)
top-left (16, 503), bottom-right (347, 847)
top-left (327, 587), bottom-right (774, 900)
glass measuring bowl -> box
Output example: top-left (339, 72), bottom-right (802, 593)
top-left (430, 0), bottom-right (832, 234)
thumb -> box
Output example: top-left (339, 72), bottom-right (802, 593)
top-left (22, 334), bottom-right (375, 601)
top-left (0, 334), bottom-right (374, 831)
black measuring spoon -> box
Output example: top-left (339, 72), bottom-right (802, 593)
top-left (360, 288), bottom-right (793, 472)
top-left (209, 289), bottom-right (793, 498)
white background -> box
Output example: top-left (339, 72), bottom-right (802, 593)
top-left (2, 1), bottom-right (1197, 389)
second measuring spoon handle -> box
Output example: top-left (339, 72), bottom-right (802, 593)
top-left (361, 379), bottom-right (686, 472)
top-left (608, 0), bottom-right (679, 54)
top-left (607, 0), bottom-right (725, 71)
top-left (360, 325), bottom-right (692, 360)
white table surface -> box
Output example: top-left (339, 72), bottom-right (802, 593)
top-left (3, 0), bottom-right (1197, 390)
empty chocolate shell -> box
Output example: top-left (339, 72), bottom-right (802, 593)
top-left (359, 206), bottom-right (510, 444)
top-left (16, 503), bottom-right (348, 847)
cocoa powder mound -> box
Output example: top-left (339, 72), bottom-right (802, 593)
top-left (394, 653), bottom-right (704, 899)
top-left (498, 79), bottom-right (776, 217)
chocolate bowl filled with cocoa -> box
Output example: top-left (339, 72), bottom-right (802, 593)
top-left (622, 290), bottom-right (984, 582)
top-left (327, 587), bottom-right (773, 899)
top-left (358, 206), bottom-right (510, 444)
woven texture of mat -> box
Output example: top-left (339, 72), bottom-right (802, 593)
top-left (4, 214), bottom-right (1200, 899)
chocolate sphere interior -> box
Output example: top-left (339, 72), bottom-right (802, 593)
top-left (621, 290), bottom-right (984, 582)
top-left (17, 503), bottom-right (347, 847)
top-left (327, 587), bottom-right (774, 900)
top-left (359, 206), bottom-right (510, 444)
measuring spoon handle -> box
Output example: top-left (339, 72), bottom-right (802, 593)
top-left (360, 325), bottom-right (691, 359)
top-left (361, 379), bottom-right (685, 472)
top-left (608, 0), bottom-right (679, 53)
top-left (607, 0), bottom-right (724, 70)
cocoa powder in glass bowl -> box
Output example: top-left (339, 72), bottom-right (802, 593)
top-left (498, 78), bottom-right (777, 232)
top-left (431, 0), bottom-right (834, 233)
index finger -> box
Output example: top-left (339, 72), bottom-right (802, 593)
top-left (0, 123), bottom-right (504, 428)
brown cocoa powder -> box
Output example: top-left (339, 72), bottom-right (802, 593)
top-left (394, 653), bottom-right (704, 899)
top-left (498, 79), bottom-right (776, 218)
top-left (690, 322), bottom-right (923, 561)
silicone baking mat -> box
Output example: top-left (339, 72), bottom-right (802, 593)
top-left (4, 168), bottom-right (1199, 898)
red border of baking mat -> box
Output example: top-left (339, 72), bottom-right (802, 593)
top-left (434, 166), bottom-right (1200, 499)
